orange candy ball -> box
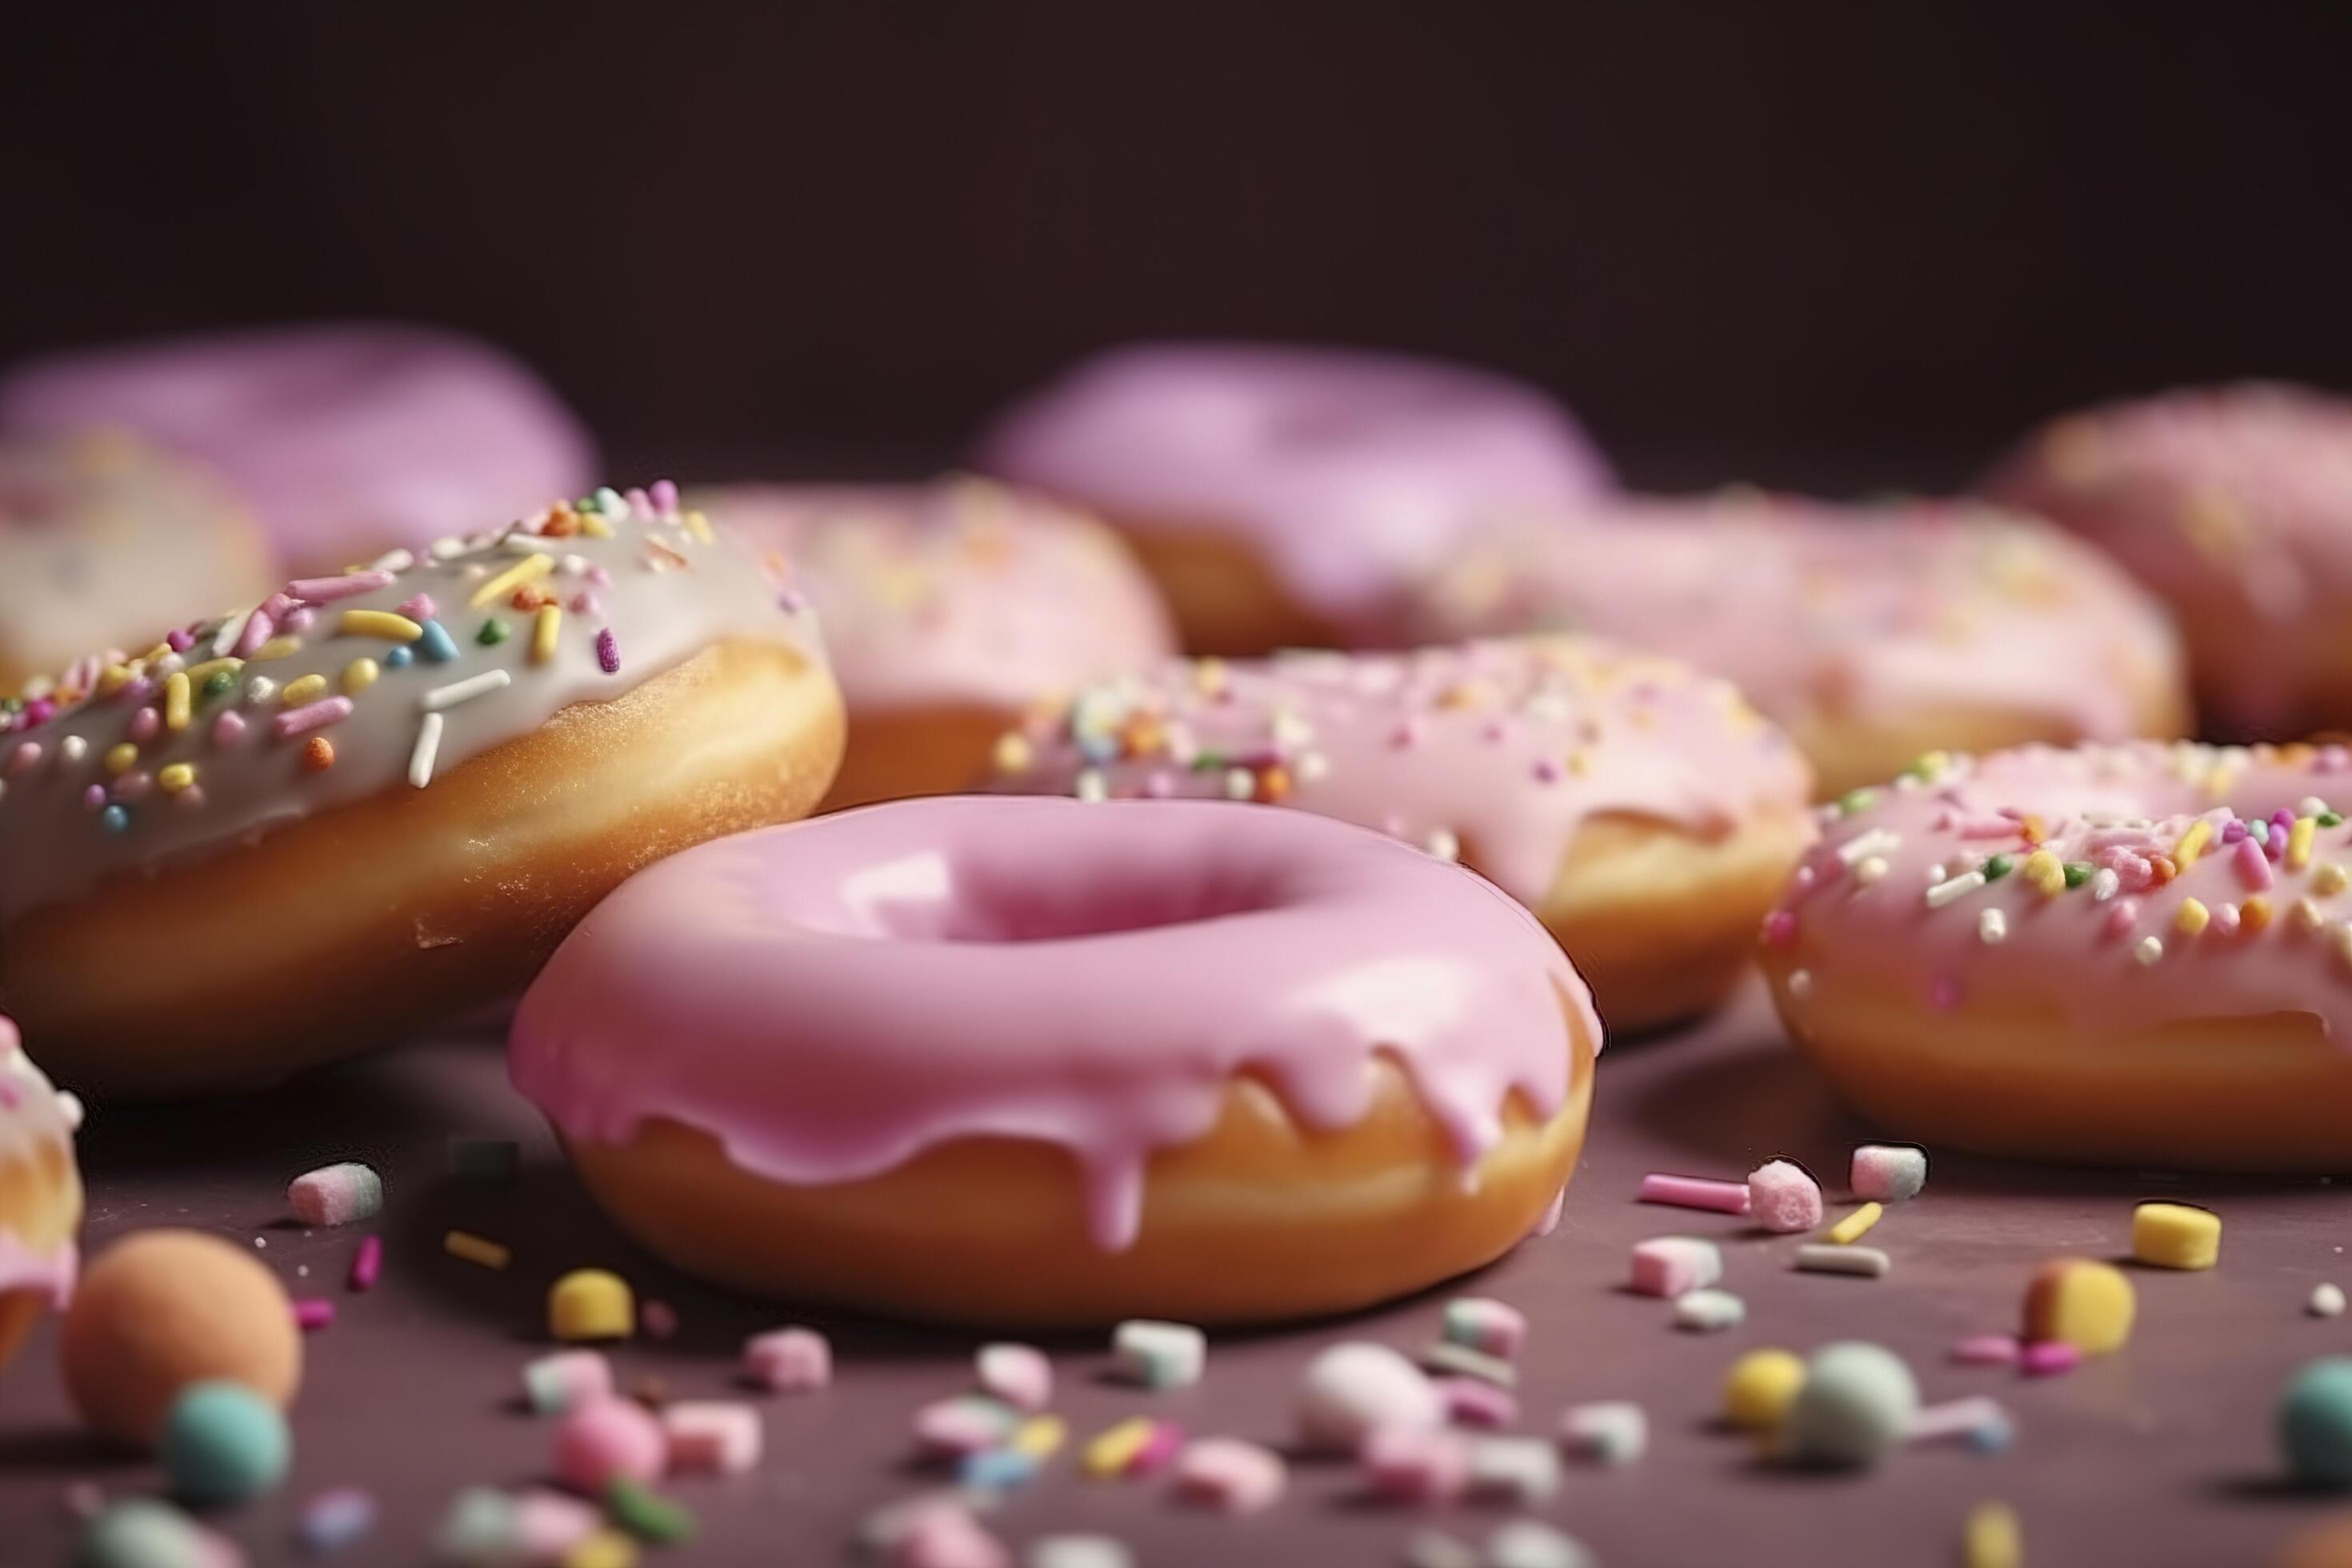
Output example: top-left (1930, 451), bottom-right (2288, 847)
top-left (61, 1229), bottom-right (301, 1447)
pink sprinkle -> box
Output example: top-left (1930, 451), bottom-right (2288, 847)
top-left (514, 1491), bottom-right (602, 1558)
top-left (1638, 1173), bottom-right (1752, 1216)
top-left (586, 564), bottom-right (611, 586)
top-left (1761, 910), bottom-right (1798, 948)
top-left (641, 1300), bottom-right (678, 1340)
top-left (554, 1398), bottom-right (666, 1493)
top-left (235, 608), bottom-right (276, 658)
top-left (1436, 1376), bottom-right (1518, 1429)
top-left (288, 571), bottom-right (396, 603)
top-left (1950, 1334), bottom-right (2021, 1366)
top-left (890, 1506), bottom-right (1010, 1568)
top-left (80, 784), bottom-right (106, 812)
top-left (569, 590), bottom-right (603, 616)
top-left (2020, 1340), bottom-right (2081, 1378)
top-left (1173, 1438), bottom-right (1286, 1514)
top-left (128, 706), bottom-right (160, 742)
top-left (212, 710), bottom-right (247, 747)
top-left (166, 628), bottom-right (196, 653)
top-left (1530, 1188), bottom-right (1565, 1238)
top-left (912, 1399), bottom-right (1012, 1459)
top-left (262, 591), bottom-right (297, 621)
top-left (2234, 836), bottom-right (2274, 890)
top-left (288, 1162), bottom-right (381, 1226)
top-left (1629, 1237), bottom-right (1719, 1298)
top-left (975, 1343), bottom-right (1052, 1414)
top-left (2104, 900), bottom-right (2141, 940)
top-left (1929, 974), bottom-right (1963, 1010)
top-left (174, 785), bottom-right (206, 813)
top-left (349, 1234), bottom-right (383, 1292)
top-left (650, 479), bottom-right (680, 515)
top-left (1360, 1423), bottom-right (1470, 1502)
top-left (743, 1326), bottom-right (830, 1392)
top-left (1390, 718), bottom-right (1422, 749)
top-left (1128, 1420), bottom-right (1186, 1476)
top-left (595, 629), bottom-right (621, 674)
top-left (293, 1298), bottom-right (336, 1331)
top-left (2211, 902), bottom-right (2242, 938)
top-left (2221, 819), bottom-right (2249, 844)
top-left (661, 1401), bottom-right (763, 1476)
top-left (6, 742), bottom-right (39, 775)
top-left (274, 697), bottom-right (354, 740)
top-left (1907, 1395), bottom-right (2009, 1444)
top-left (397, 593), bottom-right (436, 621)
top-left (1532, 757), bottom-right (1562, 783)
top-left (624, 487), bottom-right (653, 518)
top-left (111, 771), bottom-right (151, 802)
top-left (285, 607), bottom-right (316, 634)
top-left (1746, 1159), bottom-right (1824, 1233)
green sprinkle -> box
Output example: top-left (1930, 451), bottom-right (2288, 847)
top-left (2250, 819), bottom-right (2272, 845)
top-left (1982, 854), bottom-right (2014, 881)
top-left (1837, 788), bottom-right (1879, 818)
top-left (606, 1478), bottom-right (697, 1544)
top-left (2062, 862), bottom-right (2094, 889)
top-left (2325, 812), bottom-right (2346, 828)
top-left (475, 618), bottom-right (510, 646)
top-left (1190, 750), bottom-right (1226, 773)
top-left (202, 670), bottom-right (236, 701)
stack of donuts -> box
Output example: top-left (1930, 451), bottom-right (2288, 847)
top-left (9, 317), bottom-right (2352, 1359)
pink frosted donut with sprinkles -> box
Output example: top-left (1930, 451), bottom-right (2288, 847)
top-left (0, 429), bottom-right (274, 696)
top-left (0, 322), bottom-right (596, 574)
top-left (989, 638), bottom-right (1816, 1030)
top-left (0, 483), bottom-right (843, 1093)
top-left (1762, 739), bottom-right (2352, 1171)
top-left (1983, 382), bottom-right (2352, 738)
top-left (0, 1013), bottom-right (81, 1373)
top-left (511, 796), bottom-right (1597, 1326)
top-left (974, 342), bottom-right (1611, 656)
top-left (1403, 491), bottom-right (2193, 800)
top-left (696, 478), bottom-right (1177, 809)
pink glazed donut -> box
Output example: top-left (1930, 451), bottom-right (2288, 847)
top-left (696, 478), bottom-right (1177, 809)
top-left (510, 796), bottom-right (1598, 1326)
top-left (1406, 492), bottom-right (2192, 799)
top-left (1983, 382), bottom-right (2352, 738)
top-left (974, 343), bottom-right (1611, 655)
top-left (988, 638), bottom-right (1816, 1030)
top-left (1762, 739), bottom-right (2352, 1171)
top-left (0, 1014), bottom-right (82, 1376)
top-left (0, 322), bottom-right (595, 574)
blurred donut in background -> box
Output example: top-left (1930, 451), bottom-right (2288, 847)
top-left (974, 342), bottom-right (1611, 655)
top-left (0, 322), bottom-right (595, 574)
top-left (1405, 492), bottom-right (2192, 798)
top-left (1984, 382), bottom-right (2352, 739)
top-left (698, 478), bottom-right (1178, 810)
top-left (0, 430), bottom-right (274, 696)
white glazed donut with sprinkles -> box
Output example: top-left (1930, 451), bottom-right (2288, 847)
top-left (0, 483), bottom-right (844, 1092)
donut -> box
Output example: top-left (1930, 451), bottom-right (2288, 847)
top-left (986, 638), bottom-right (1815, 1030)
top-left (974, 343), bottom-right (1610, 655)
top-left (695, 478), bottom-right (1177, 810)
top-left (1405, 492), bottom-right (2192, 799)
top-left (0, 483), bottom-right (842, 1093)
top-left (1982, 382), bottom-right (2352, 738)
top-left (0, 430), bottom-right (274, 695)
top-left (0, 322), bottom-right (596, 573)
top-left (0, 1014), bottom-right (81, 1374)
top-left (510, 796), bottom-right (1597, 1326)
top-left (1761, 739), bottom-right (2352, 1172)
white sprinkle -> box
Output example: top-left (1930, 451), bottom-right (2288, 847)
top-left (1674, 1289), bottom-right (1746, 1331)
top-left (366, 548), bottom-right (415, 573)
top-left (2134, 935), bottom-right (2165, 966)
top-left (2091, 867), bottom-right (2121, 901)
top-left (1074, 770), bottom-right (1107, 803)
top-left (1794, 1243), bottom-right (1890, 1278)
top-left (211, 608), bottom-right (252, 658)
top-left (430, 537), bottom-right (467, 561)
top-left (408, 712), bottom-right (446, 790)
top-left (243, 676), bottom-right (277, 706)
top-left (54, 1090), bottom-right (83, 1130)
top-left (1787, 969), bottom-right (1813, 1000)
top-left (1296, 750), bottom-right (1330, 782)
top-left (2313, 1283), bottom-right (2347, 1318)
top-left (421, 670), bottom-right (514, 712)
top-left (503, 534), bottom-right (548, 555)
top-left (1925, 870), bottom-right (1987, 908)
top-left (58, 735), bottom-right (86, 766)
top-left (1426, 828), bottom-right (1462, 863)
top-left (1856, 855), bottom-right (1889, 885)
top-left (1978, 909), bottom-right (2008, 944)
top-left (1926, 862), bottom-right (1948, 882)
top-left (1838, 828), bottom-right (1899, 865)
top-left (2301, 796), bottom-right (2332, 819)
top-left (561, 553), bottom-right (590, 577)
top-left (1224, 767), bottom-right (1255, 801)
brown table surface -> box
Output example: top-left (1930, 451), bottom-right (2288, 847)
top-left (5, 978), bottom-right (2351, 1566)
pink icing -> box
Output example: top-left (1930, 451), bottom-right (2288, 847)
top-left (0, 1015), bottom-right (80, 1310)
top-left (1406, 492), bottom-right (2182, 742)
top-left (696, 478), bottom-right (1178, 712)
top-left (974, 343), bottom-right (1611, 639)
top-left (0, 322), bottom-right (595, 568)
top-left (1982, 382), bottom-right (2352, 734)
top-left (987, 639), bottom-right (1810, 906)
top-left (510, 797), bottom-right (1595, 1251)
top-left (0, 1229), bottom-right (75, 1310)
top-left (1774, 741), bottom-right (2352, 1040)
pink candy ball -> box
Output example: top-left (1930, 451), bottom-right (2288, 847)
top-left (553, 1398), bottom-right (666, 1494)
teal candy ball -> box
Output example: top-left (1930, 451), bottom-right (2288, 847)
top-left (2281, 1358), bottom-right (2352, 1487)
top-left (161, 1379), bottom-right (290, 1504)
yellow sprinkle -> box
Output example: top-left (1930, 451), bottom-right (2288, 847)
top-left (105, 742), bottom-right (138, 776)
top-left (682, 509), bottom-right (714, 543)
top-left (2021, 849), bottom-right (2063, 896)
top-left (2242, 896), bottom-right (2273, 934)
top-left (248, 636), bottom-right (300, 662)
top-left (993, 732), bottom-right (1034, 774)
top-left (470, 552), bottom-right (554, 608)
top-left (2018, 813), bottom-right (2047, 845)
top-left (279, 674), bottom-right (329, 708)
top-left (2175, 898), bottom-right (2210, 937)
top-left (163, 671), bottom-right (191, 732)
top-left (140, 642), bottom-right (173, 666)
top-left (97, 663), bottom-right (134, 696)
top-left (1191, 658), bottom-right (1227, 694)
top-left (182, 657), bottom-right (242, 686)
top-left (442, 1230), bottom-right (511, 1270)
top-left (2317, 864), bottom-right (2350, 898)
top-left (2299, 897), bottom-right (2327, 930)
top-left (2290, 816), bottom-right (2318, 871)
top-left (548, 1268), bottom-right (634, 1342)
top-left (2174, 819), bottom-right (2214, 868)
top-left (1082, 1417), bottom-right (1155, 1478)
top-left (1012, 1415), bottom-right (1067, 1460)
top-left (342, 658), bottom-right (380, 697)
top-left (532, 604), bottom-right (562, 666)
top-left (1962, 1501), bottom-right (2022, 1568)
top-left (562, 1530), bottom-right (639, 1568)
top-left (579, 511), bottom-right (614, 538)
top-left (1826, 1202), bottom-right (1884, 1245)
top-left (157, 762), bottom-right (195, 794)
top-left (339, 609), bottom-right (423, 642)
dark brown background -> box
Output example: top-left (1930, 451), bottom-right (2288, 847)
top-left (6, 7), bottom-right (2350, 491)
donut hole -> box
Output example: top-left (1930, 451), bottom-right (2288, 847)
top-left (833, 849), bottom-right (1285, 943)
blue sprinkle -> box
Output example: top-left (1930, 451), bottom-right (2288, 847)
top-left (384, 646), bottom-right (414, 670)
top-left (1966, 1413), bottom-right (2014, 1454)
top-left (957, 1446), bottom-right (1038, 1490)
top-left (418, 619), bottom-right (460, 663)
top-left (101, 804), bottom-right (130, 834)
top-left (1076, 732), bottom-right (1121, 764)
top-left (299, 1486), bottom-right (377, 1551)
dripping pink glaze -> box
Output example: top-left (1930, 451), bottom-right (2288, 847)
top-left (0, 1015), bottom-right (80, 1310)
top-left (973, 343), bottom-right (1612, 640)
top-left (0, 322), bottom-right (595, 570)
top-left (1773, 741), bottom-right (2352, 1039)
top-left (1982, 382), bottom-right (2352, 734)
top-left (1406, 491), bottom-right (2182, 742)
top-left (696, 478), bottom-right (1178, 712)
top-left (510, 797), bottom-right (1594, 1252)
top-left (988, 639), bottom-right (1811, 906)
